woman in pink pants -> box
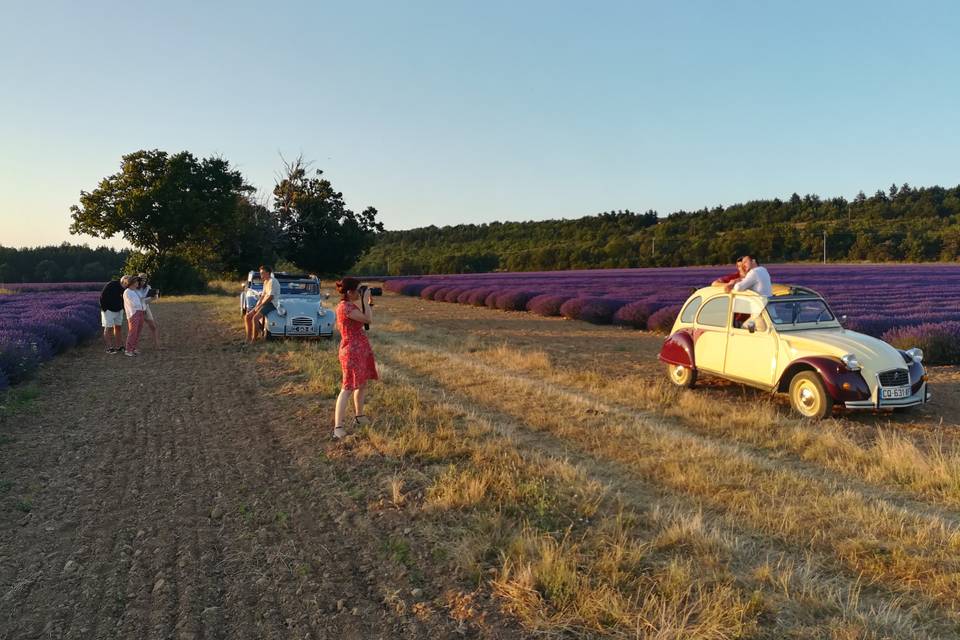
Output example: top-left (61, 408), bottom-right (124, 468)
top-left (122, 275), bottom-right (145, 357)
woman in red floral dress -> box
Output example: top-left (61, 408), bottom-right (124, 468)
top-left (333, 277), bottom-right (378, 439)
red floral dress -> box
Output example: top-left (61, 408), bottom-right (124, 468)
top-left (336, 301), bottom-right (379, 390)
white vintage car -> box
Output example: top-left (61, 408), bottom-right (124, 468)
top-left (658, 285), bottom-right (930, 418)
top-left (240, 271), bottom-right (334, 339)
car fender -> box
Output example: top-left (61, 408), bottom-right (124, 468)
top-left (777, 356), bottom-right (870, 403)
top-left (659, 330), bottom-right (695, 369)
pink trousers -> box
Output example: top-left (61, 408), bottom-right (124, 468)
top-left (126, 311), bottom-right (144, 352)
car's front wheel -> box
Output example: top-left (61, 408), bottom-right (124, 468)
top-left (789, 372), bottom-right (833, 419)
top-left (667, 364), bottom-right (697, 388)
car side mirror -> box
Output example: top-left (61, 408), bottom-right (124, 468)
top-left (840, 314), bottom-right (848, 322)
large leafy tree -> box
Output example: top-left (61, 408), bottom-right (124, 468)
top-left (273, 157), bottom-right (382, 275)
top-left (69, 149), bottom-right (254, 259)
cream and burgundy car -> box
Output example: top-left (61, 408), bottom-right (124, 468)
top-left (658, 285), bottom-right (930, 418)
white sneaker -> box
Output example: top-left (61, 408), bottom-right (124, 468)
top-left (333, 426), bottom-right (347, 439)
top-left (124, 351), bottom-right (137, 357)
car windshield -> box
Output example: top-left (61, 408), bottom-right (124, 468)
top-left (279, 280), bottom-right (320, 295)
top-left (248, 281), bottom-right (263, 291)
top-left (766, 299), bottom-right (835, 326)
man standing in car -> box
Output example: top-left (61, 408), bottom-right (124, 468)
top-left (731, 255), bottom-right (772, 297)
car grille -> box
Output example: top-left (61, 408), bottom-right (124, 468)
top-left (291, 317), bottom-right (313, 327)
top-left (878, 369), bottom-right (909, 387)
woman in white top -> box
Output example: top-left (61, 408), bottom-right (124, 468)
top-left (136, 273), bottom-right (160, 349)
top-left (122, 275), bottom-right (145, 357)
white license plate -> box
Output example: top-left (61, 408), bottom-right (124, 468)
top-left (291, 326), bottom-right (312, 334)
top-left (881, 386), bottom-right (911, 400)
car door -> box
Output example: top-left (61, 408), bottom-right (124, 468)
top-left (693, 294), bottom-right (730, 373)
top-left (724, 295), bottom-right (777, 387)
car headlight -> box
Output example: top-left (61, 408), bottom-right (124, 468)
top-left (840, 353), bottom-right (861, 371)
top-left (906, 348), bottom-right (924, 363)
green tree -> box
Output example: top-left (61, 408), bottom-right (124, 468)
top-left (274, 157), bottom-right (382, 275)
top-left (34, 259), bottom-right (61, 282)
top-left (69, 149), bottom-right (252, 259)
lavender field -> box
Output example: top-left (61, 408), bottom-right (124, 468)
top-left (0, 288), bottom-right (101, 391)
top-left (385, 264), bottom-right (960, 364)
top-left (0, 282), bottom-right (104, 293)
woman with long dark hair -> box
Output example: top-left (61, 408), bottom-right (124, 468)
top-left (333, 277), bottom-right (378, 439)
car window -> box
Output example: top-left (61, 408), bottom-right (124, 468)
top-left (279, 281), bottom-right (320, 295)
top-left (767, 299), bottom-right (833, 325)
top-left (696, 296), bottom-right (729, 328)
top-left (679, 296), bottom-right (702, 323)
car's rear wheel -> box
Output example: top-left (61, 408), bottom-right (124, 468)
top-left (789, 372), bottom-right (833, 419)
top-left (667, 364), bottom-right (697, 388)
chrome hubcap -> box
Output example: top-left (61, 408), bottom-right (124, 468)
top-left (797, 384), bottom-right (818, 413)
top-left (672, 366), bottom-right (687, 382)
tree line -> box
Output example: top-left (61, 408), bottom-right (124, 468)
top-left (352, 184), bottom-right (960, 275)
top-left (68, 150), bottom-right (382, 293)
top-left (0, 244), bottom-right (130, 284)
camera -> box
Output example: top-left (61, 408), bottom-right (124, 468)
top-left (358, 285), bottom-right (371, 331)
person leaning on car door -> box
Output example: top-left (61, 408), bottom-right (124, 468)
top-left (244, 265), bottom-right (281, 343)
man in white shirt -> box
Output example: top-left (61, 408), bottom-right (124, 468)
top-left (244, 265), bottom-right (281, 343)
top-left (731, 255), bottom-right (772, 297)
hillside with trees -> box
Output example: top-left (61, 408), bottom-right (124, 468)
top-left (0, 244), bottom-right (130, 283)
top-left (352, 183), bottom-right (960, 275)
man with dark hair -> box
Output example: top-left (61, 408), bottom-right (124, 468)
top-left (732, 255), bottom-right (772, 296)
top-left (99, 277), bottom-right (125, 353)
top-left (244, 265), bottom-right (280, 343)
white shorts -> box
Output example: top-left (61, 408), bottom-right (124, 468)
top-left (101, 310), bottom-right (124, 327)
top-left (144, 306), bottom-right (155, 322)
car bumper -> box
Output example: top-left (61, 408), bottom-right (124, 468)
top-left (843, 383), bottom-right (930, 409)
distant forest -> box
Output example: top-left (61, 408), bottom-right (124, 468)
top-left (353, 183), bottom-right (960, 275)
top-left (0, 244), bottom-right (130, 283)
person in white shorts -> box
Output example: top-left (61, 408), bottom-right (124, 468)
top-left (99, 277), bottom-right (126, 353)
top-left (136, 273), bottom-right (160, 349)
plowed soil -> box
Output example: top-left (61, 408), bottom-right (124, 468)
top-left (0, 299), bottom-right (515, 640)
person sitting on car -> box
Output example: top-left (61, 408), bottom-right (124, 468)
top-left (244, 265), bottom-right (280, 343)
top-left (730, 255), bottom-right (772, 297)
top-left (712, 258), bottom-right (745, 287)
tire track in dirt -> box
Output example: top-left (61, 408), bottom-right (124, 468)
top-left (0, 299), bottom-right (481, 640)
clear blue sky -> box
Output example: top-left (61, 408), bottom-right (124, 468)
top-left (1, 0), bottom-right (958, 249)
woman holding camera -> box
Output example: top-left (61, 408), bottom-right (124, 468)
top-left (333, 277), bottom-right (378, 439)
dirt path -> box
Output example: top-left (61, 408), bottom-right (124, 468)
top-left (0, 299), bottom-right (504, 640)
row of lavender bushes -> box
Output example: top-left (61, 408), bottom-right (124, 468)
top-left (0, 282), bottom-right (105, 293)
top-left (384, 264), bottom-right (960, 364)
top-left (385, 280), bottom-right (683, 333)
top-left (0, 291), bottom-right (101, 391)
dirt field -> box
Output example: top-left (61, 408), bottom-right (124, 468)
top-left (0, 298), bottom-right (519, 639)
top-left (2, 291), bottom-right (959, 639)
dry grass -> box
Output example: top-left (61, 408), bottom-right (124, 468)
top-left (396, 329), bottom-right (960, 512)
top-left (380, 339), bottom-right (960, 619)
top-left (196, 293), bottom-right (957, 638)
